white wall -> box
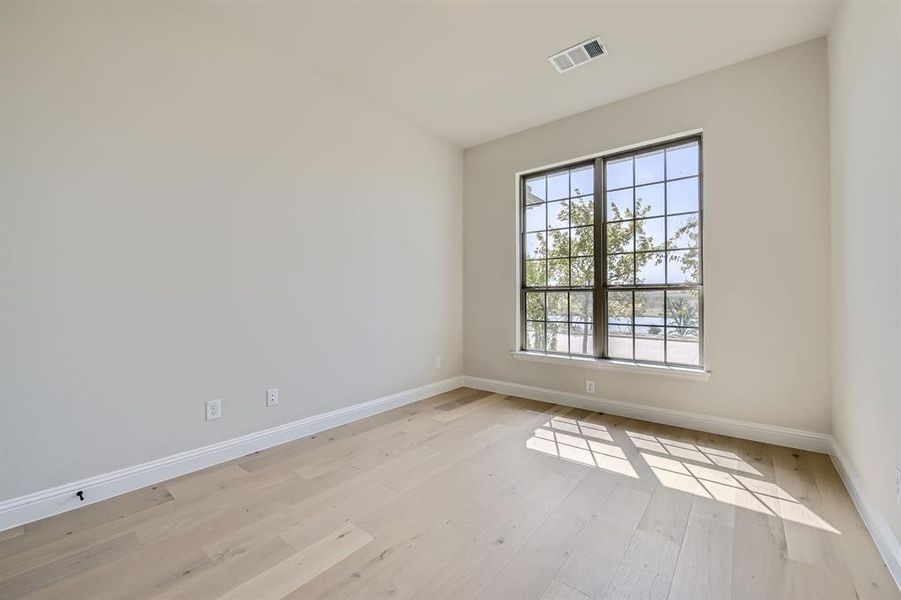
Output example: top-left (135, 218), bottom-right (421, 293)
top-left (829, 0), bottom-right (901, 561)
top-left (0, 1), bottom-right (463, 501)
top-left (464, 39), bottom-right (832, 433)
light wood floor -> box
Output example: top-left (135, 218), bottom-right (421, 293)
top-left (1, 388), bottom-right (898, 600)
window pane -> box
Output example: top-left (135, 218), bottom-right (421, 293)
top-left (571, 227), bottom-right (593, 257)
top-left (666, 177), bottom-right (699, 214)
top-left (636, 216), bottom-right (665, 251)
top-left (525, 260), bottom-right (546, 287)
top-left (548, 229), bottom-right (569, 258)
top-left (570, 323), bottom-right (594, 356)
top-left (635, 183), bottom-right (664, 218)
top-left (525, 232), bottom-right (546, 259)
top-left (636, 251), bottom-right (665, 284)
top-left (608, 325), bottom-right (633, 359)
top-left (569, 291), bottom-right (593, 322)
top-left (634, 290), bottom-right (665, 325)
top-left (635, 149), bottom-right (664, 185)
top-left (525, 204), bottom-right (546, 232)
top-left (547, 170), bottom-right (569, 201)
top-left (607, 290), bottom-right (632, 323)
top-left (606, 156), bottom-right (633, 190)
top-left (606, 221), bottom-right (634, 254)
top-left (635, 326), bottom-right (665, 362)
top-left (547, 200), bottom-right (569, 229)
top-left (548, 259), bottom-right (570, 286)
top-left (570, 165), bottom-right (594, 197)
top-left (666, 290), bottom-right (700, 327)
top-left (526, 321), bottom-right (546, 351)
top-left (666, 142), bottom-right (699, 179)
top-left (547, 322), bottom-right (569, 353)
top-left (667, 327), bottom-right (700, 365)
top-left (667, 250), bottom-right (700, 284)
top-left (525, 176), bottom-right (546, 204)
top-left (571, 195), bottom-right (594, 226)
top-left (571, 257), bottom-right (594, 286)
top-left (525, 292), bottom-right (545, 321)
top-left (607, 188), bottom-right (633, 220)
top-left (547, 291), bottom-right (568, 322)
top-left (607, 254), bottom-right (634, 285)
top-left (667, 213), bottom-right (699, 249)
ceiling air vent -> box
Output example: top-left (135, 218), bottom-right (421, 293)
top-left (548, 37), bottom-right (607, 73)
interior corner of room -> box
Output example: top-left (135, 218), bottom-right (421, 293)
top-left (1, 0), bottom-right (899, 598)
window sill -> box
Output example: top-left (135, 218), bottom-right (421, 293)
top-left (510, 351), bottom-right (711, 381)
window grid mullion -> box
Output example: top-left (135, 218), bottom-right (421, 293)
top-left (664, 141), bottom-right (668, 287)
top-left (595, 155), bottom-right (606, 359)
top-left (629, 155), bottom-right (636, 361)
top-left (663, 289), bottom-right (668, 364)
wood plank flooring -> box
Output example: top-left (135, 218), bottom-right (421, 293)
top-left (0, 388), bottom-right (897, 600)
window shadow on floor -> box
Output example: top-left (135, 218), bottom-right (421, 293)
top-left (525, 414), bottom-right (839, 533)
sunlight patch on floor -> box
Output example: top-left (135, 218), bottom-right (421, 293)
top-left (546, 415), bottom-right (614, 442)
top-left (526, 417), bottom-right (638, 478)
top-left (639, 450), bottom-right (839, 533)
top-left (627, 431), bottom-right (762, 475)
top-left (525, 420), bottom-right (839, 534)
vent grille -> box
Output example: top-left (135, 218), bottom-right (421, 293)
top-left (552, 54), bottom-right (574, 72)
top-left (548, 36), bottom-right (607, 73)
top-left (566, 47), bottom-right (590, 66)
top-left (584, 40), bottom-right (604, 58)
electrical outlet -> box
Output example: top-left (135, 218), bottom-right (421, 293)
top-left (434, 355), bottom-right (442, 369)
top-left (585, 380), bottom-right (595, 394)
top-left (266, 388), bottom-right (279, 407)
top-left (895, 466), bottom-right (900, 505)
top-left (205, 398), bottom-right (221, 421)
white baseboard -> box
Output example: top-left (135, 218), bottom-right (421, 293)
top-left (0, 376), bottom-right (465, 532)
top-left (830, 441), bottom-right (901, 590)
top-left (463, 376), bottom-right (833, 453)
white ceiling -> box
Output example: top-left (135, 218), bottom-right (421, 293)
top-left (215, 1), bottom-right (837, 148)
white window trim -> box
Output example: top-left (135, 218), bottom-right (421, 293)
top-left (510, 350), bottom-right (710, 381)
top-left (511, 128), bottom-right (708, 378)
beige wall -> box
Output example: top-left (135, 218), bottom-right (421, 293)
top-left (829, 0), bottom-right (901, 552)
top-left (0, 2), bottom-right (463, 500)
top-left (464, 39), bottom-right (831, 433)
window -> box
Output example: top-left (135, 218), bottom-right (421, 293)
top-left (520, 136), bottom-right (703, 368)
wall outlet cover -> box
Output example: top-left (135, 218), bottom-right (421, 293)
top-left (205, 398), bottom-right (222, 421)
top-left (895, 466), bottom-right (900, 505)
top-left (266, 388), bottom-right (279, 407)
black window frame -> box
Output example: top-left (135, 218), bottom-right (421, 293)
top-left (519, 134), bottom-right (704, 369)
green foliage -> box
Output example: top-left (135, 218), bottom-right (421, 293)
top-left (666, 294), bottom-right (699, 330)
top-left (546, 322), bottom-right (562, 351)
top-left (667, 215), bottom-right (700, 282)
top-left (526, 188), bottom-right (699, 354)
top-left (525, 292), bottom-right (544, 320)
top-left (525, 250), bottom-right (546, 286)
top-left (525, 322), bottom-right (545, 350)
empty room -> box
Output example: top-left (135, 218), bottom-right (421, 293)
top-left (1, 0), bottom-right (899, 598)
